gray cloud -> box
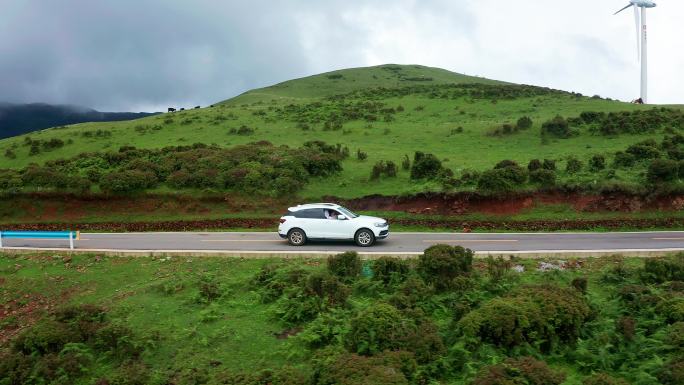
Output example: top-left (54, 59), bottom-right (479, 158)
top-left (0, 0), bottom-right (681, 111)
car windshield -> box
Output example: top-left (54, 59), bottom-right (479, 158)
top-left (336, 206), bottom-right (359, 219)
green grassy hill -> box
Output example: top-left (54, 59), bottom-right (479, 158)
top-left (0, 64), bottom-right (681, 199)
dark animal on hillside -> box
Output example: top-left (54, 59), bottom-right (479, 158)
top-left (194, 106), bottom-right (200, 109)
top-left (180, 108), bottom-right (185, 111)
top-left (167, 108), bottom-right (176, 113)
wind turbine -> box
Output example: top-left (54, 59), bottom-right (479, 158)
top-left (614, 0), bottom-right (657, 104)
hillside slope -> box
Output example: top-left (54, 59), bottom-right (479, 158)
top-left (0, 64), bottom-right (681, 199)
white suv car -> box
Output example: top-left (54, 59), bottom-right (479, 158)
top-left (278, 203), bottom-right (389, 247)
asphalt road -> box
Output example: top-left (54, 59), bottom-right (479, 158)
top-left (2, 231), bottom-right (684, 254)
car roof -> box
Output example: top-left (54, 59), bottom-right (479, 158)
top-left (287, 203), bottom-right (340, 212)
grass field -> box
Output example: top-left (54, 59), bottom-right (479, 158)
top-left (2, 251), bottom-right (683, 385)
top-left (1, 64), bottom-right (679, 199)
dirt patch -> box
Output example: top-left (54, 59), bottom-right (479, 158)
top-left (274, 326), bottom-right (302, 339)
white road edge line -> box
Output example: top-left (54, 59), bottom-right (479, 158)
top-left (1, 247), bottom-right (684, 255)
top-left (79, 230), bottom-right (684, 236)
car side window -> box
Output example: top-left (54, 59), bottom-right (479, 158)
top-left (295, 208), bottom-right (326, 219)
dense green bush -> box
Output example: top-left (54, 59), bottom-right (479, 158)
top-left (418, 245), bottom-right (473, 291)
top-left (99, 170), bottom-right (157, 194)
top-left (516, 116), bottom-right (533, 130)
top-left (2, 305), bottom-right (145, 385)
top-left (344, 303), bottom-right (415, 356)
top-left (626, 140), bottom-right (662, 160)
top-left (372, 257), bottom-right (411, 285)
top-left (328, 252), bottom-right (362, 282)
top-left (613, 151), bottom-right (636, 168)
top-left (589, 155), bottom-right (606, 172)
top-left (527, 159), bottom-right (542, 172)
top-left (213, 367), bottom-right (308, 385)
top-left (410, 152), bottom-right (443, 180)
top-left (542, 116), bottom-right (576, 138)
top-left (656, 297), bottom-right (684, 323)
top-left (529, 169), bottom-right (556, 187)
top-left (542, 159), bottom-right (556, 171)
top-left (312, 350), bottom-right (417, 385)
top-left (566, 157), bottom-right (583, 174)
top-left (658, 358), bottom-right (684, 385)
top-left (471, 357), bottom-right (565, 385)
top-left (458, 285), bottom-right (591, 350)
top-left (582, 373), bottom-right (630, 385)
top-left (640, 255), bottom-right (684, 283)
top-left (647, 159), bottom-right (680, 183)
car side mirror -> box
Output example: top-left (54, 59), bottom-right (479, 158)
top-left (337, 214), bottom-right (347, 220)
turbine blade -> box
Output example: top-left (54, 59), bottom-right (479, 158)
top-left (614, 3), bottom-right (632, 15)
top-left (634, 5), bottom-right (641, 62)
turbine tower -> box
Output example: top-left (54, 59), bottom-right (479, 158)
top-left (614, 0), bottom-right (656, 104)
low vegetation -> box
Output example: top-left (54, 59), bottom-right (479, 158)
top-left (2, 251), bottom-right (683, 384)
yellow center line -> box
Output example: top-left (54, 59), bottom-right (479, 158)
top-left (422, 239), bottom-right (519, 243)
top-left (200, 240), bottom-right (284, 243)
top-left (652, 237), bottom-right (684, 241)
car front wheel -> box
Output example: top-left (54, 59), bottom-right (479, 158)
top-left (288, 229), bottom-right (307, 246)
top-left (355, 229), bottom-right (375, 247)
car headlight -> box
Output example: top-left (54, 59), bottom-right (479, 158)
top-left (374, 222), bottom-right (388, 228)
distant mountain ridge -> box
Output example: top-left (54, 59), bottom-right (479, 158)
top-left (0, 103), bottom-right (160, 139)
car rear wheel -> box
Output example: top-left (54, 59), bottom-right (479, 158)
top-left (355, 229), bottom-right (375, 247)
top-left (288, 228), bottom-right (307, 246)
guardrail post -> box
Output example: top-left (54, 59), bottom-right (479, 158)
top-left (69, 232), bottom-right (74, 250)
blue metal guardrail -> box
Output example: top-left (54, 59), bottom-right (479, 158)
top-left (0, 231), bottom-right (80, 250)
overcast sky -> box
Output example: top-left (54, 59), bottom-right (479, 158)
top-left (1, 0), bottom-right (681, 112)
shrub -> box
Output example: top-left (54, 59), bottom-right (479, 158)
top-left (656, 297), bottom-right (684, 323)
top-left (571, 277), bottom-right (588, 294)
top-left (616, 316), bottom-right (636, 341)
top-left (372, 257), bottom-right (411, 285)
top-left (471, 357), bottom-right (565, 385)
top-left (494, 160), bottom-right (519, 169)
top-left (410, 152), bottom-right (443, 180)
top-left (658, 358), bottom-right (684, 385)
top-left (216, 367), bottom-right (309, 385)
top-left (613, 151), bottom-right (636, 168)
top-left (626, 141), bottom-right (661, 160)
top-left (100, 170), bottom-right (156, 194)
top-left (477, 169), bottom-right (513, 193)
top-left (401, 155), bottom-right (410, 170)
top-left (328, 252), bottom-right (362, 282)
top-left (589, 155), bottom-right (606, 172)
top-left (529, 169), bottom-right (556, 187)
top-left (344, 304), bottom-right (415, 355)
top-left (13, 320), bottom-right (79, 355)
top-left (542, 116), bottom-right (575, 138)
top-left (418, 245), bottom-right (473, 291)
top-left (647, 159), bottom-right (680, 183)
top-left (94, 322), bottom-right (144, 359)
top-left (516, 116), bottom-right (533, 130)
top-left (313, 351), bottom-right (417, 385)
top-left (528, 159), bottom-right (542, 171)
top-left (458, 285), bottom-right (591, 350)
top-left (4, 148), bottom-right (16, 159)
top-left (197, 273), bottom-right (223, 303)
top-left (641, 255), bottom-right (684, 283)
top-left (566, 157), bottom-right (583, 174)
top-left (486, 256), bottom-right (511, 282)
top-left (582, 373), bottom-right (630, 385)
top-left (542, 159), bottom-right (556, 170)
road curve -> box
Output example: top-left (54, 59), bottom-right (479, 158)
top-left (2, 231), bottom-right (684, 257)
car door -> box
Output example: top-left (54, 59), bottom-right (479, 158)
top-left (295, 208), bottom-right (327, 239)
top-left (320, 209), bottom-right (357, 239)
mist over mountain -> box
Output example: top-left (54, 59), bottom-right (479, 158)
top-left (0, 103), bottom-right (160, 139)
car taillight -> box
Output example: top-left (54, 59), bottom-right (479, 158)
top-left (279, 218), bottom-right (287, 224)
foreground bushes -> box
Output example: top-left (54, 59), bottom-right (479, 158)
top-left (471, 357), bottom-right (565, 385)
top-left (1, 304), bottom-right (146, 385)
top-left (418, 245), bottom-right (473, 291)
top-left (458, 285), bottom-right (591, 350)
